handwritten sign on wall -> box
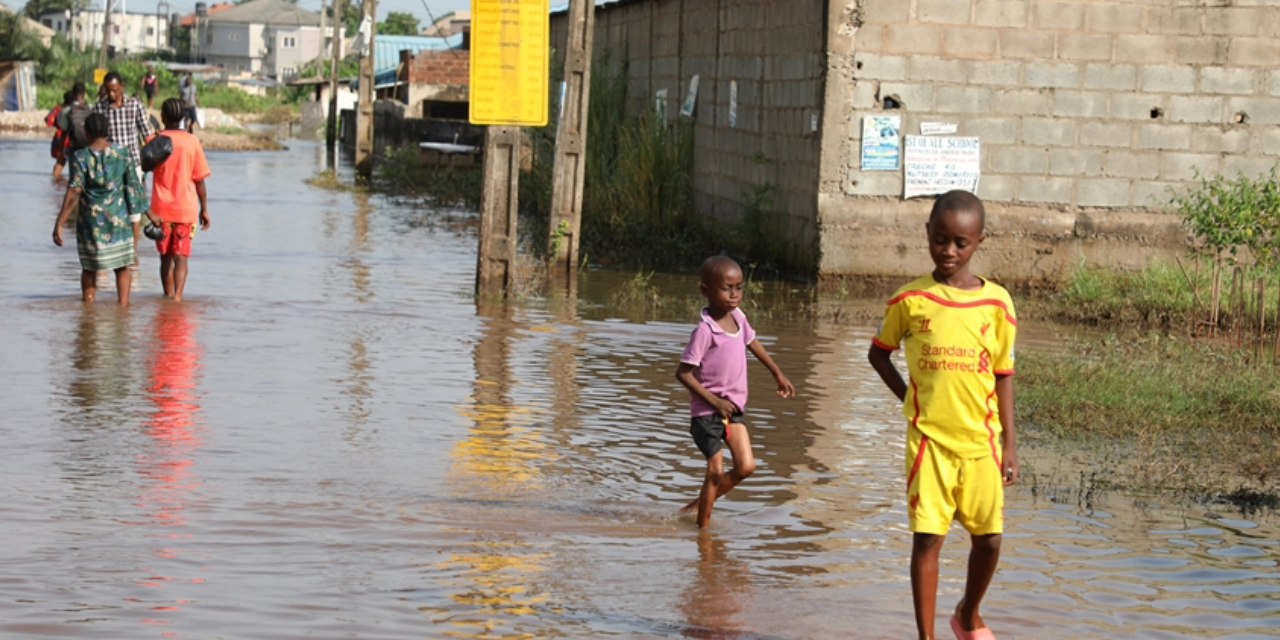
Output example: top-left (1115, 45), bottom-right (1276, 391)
top-left (903, 136), bottom-right (981, 199)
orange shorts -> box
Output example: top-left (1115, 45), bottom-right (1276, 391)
top-left (156, 222), bottom-right (195, 257)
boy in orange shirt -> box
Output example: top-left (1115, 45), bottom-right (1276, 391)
top-left (868, 190), bottom-right (1018, 640)
top-left (149, 98), bottom-right (212, 301)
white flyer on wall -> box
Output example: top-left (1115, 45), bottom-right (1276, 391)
top-left (903, 136), bottom-right (981, 199)
top-left (860, 115), bottom-right (901, 171)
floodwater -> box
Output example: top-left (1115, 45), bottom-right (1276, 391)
top-left (1, 137), bottom-right (1277, 640)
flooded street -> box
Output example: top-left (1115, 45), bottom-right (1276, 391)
top-left (1, 137), bottom-right (1277, 639)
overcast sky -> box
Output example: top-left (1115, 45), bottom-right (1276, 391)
top-left (2, 0), bottom-right (469, 25)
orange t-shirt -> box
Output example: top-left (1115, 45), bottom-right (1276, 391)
top-left (150, 130), bottom-right (211, 224)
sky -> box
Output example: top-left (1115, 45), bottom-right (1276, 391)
top-left (1, 0), bottom-right (469, 25)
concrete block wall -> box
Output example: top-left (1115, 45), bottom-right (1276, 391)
top-left (551, 0), bottom-right (826, 270)
top-left (819, 0), bottom-right (1280, 282)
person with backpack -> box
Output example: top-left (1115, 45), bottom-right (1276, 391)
top-left (56, 83), bottom-right (92, 165)
top-left (142, 66), bottom-right (158, 109)
top-left (149, 98), bottom-right (212, 302)
top-left (45, 90), bottom-right (74, 179)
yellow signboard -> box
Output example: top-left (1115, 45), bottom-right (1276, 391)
top-left (469, 0), bottom-right (549, 126)
top-left (94, 68), bottom-right (107, 84)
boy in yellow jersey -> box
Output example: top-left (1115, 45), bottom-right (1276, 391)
top-left (868, 190), bottom-right (1018, 640)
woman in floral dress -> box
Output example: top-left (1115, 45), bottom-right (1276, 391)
top-left (52, 113), bottom-right (150, 306)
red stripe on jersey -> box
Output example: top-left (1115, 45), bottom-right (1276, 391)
top-left (884, 290), bottom-right (1017, 325)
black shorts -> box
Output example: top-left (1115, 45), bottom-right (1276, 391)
top-left (689, 412), bottom-right (743, 459)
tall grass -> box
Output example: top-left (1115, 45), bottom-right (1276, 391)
top-left (522, 55), bottom-right (710, 270)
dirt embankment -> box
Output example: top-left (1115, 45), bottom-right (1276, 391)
top-left (0, 109), bottom-right (284, 151)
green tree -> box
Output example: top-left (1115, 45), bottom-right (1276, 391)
top-left (1, 8), bottom-right (52, 63)
top-left (377, 10), bottom-right (418, 35)
top-left (327, 0), bottom-right (361, 37)
top-left (21, 0), bottom-right (87, 20)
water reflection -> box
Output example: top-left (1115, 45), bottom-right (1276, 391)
top-left (680, 533), bottom-right (750, 639)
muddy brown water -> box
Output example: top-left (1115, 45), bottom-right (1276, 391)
top-left (1, 137), bottom-right (1277, 639)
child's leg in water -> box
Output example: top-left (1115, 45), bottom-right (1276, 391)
top-left (681, 422), bottom-right (757, 519)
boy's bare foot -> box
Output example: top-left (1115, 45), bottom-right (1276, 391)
top-left (678, 497), bottom-right (698, 513)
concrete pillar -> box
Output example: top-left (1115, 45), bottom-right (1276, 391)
top-left (476, 126), bottom-right (522, 297)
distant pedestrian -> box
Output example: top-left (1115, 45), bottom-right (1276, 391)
top-left (149, 98), bottom-right (212, 302)
top-left (51, 112), bottom-right (150, 306)
top-left (45, 90), bottom-right (74, 179)
top-left (867, 190), bottom-right (1018, 640)
top-left (676, 256), bottom-right (795, 529)
top-left (180, 73), bottom-right (199, 133)
top-left (93, 70), bottom-right (153, 264)
top-left (57, 82), bottom-right (93, 159)
top-left (142, 65), bottom-right (158, 109)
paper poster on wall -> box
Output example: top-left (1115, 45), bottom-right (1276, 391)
top-left (860, 115), bottom-right (901, 171)
top-left (729, 80), bottom-right (738, 128)
top-left (920, 122), bottom-right (957, 135)
top-left (680, 75), bottom-right (699, 117)
top-left (903, 136), bottom-right (981, 199)
top-left (655, 88), bottom-right (667, 119)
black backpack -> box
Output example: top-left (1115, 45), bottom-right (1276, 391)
top-left (57, 103), bottom-right (93, 151)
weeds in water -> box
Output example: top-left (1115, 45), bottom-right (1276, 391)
top-left (375, 146), bottom-right (482, 209)
top-left (306, 169), bottom-right (368, 192)
top-left (1018, 334), bottom-right (1280, 495)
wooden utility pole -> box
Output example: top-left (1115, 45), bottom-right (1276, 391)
top-left (546, 0), bottom-right (594, 284)
top-left (354, 0), bottom-right (377, 179)
top-left (476, 127), bottom-right (522, 297)
top-left (99, 0), bottom-right (113, 68)
top-left (326, 0), bottom-right (345, 166)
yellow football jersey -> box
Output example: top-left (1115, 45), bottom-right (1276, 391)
top-left (873, 275), bottom-right (1017, 458)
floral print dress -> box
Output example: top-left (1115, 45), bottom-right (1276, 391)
top-left (69, 145), bottom-right (149, 271)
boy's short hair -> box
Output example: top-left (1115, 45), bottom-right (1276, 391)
top-left (928, 190), bottom-right (985, 230)
top-left (700, 256), bottom-right (741, 284)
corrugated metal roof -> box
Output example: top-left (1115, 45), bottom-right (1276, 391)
top-left (549, 0), bottom-right (626, 15)
top-left (372, 33), bottom-right (465, 87)
top-left (206, 0), bottom-right (320, 26)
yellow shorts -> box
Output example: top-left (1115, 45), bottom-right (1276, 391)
top-left (905, 426), bottom-right (1004, 535)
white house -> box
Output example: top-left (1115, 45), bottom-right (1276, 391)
top-left (39, 7), bottom-right (170, 55)
top-left (201, 0), bottom-right (332, 81)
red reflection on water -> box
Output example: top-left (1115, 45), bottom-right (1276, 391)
top-left (134, 304), bottom-right (206, 632)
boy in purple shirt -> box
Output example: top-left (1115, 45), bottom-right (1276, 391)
top-left (677, 256), bottom-right (795, 528)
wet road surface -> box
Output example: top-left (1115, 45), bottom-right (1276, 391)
top-left (1, 137), bottom-right (1277, 639)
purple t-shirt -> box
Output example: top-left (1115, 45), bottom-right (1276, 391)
top-left (680, 308), bottom-right (756, 417)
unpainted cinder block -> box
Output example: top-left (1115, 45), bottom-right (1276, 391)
top-left (910, 57), bottom-right (968, 83)
top-left (1105, 151), bottom-right (1161, 179)
top-left (1049, 148), bottom-right (1105, 177)
top-left (968, 61), bottom-right (1022, 86)
top-left (1080, 121), bottom-right (1135, 148)
top-left (1268, 71), bottom-right (1280, 97)
top-left (1200, 67), bottom-right (1257, 95)
top-left (989, 146), bottom-right (1047, 174)
top-left (1260, 129), bottom-right (1280, 156)
top-left (943, 27), bottom-right (999, 58)
top-left (1164, 151), bottom-right (1221, 181)
top-left (1173, 36), bottom-right (1229, 66)
top-left (1204, 8), bottom-right (1261, 36)
top-left (1115, 34), bottom-right (1175, 64)
top-left (974, 0), bottom-right (1027, 28)
top-left (936, 86), bottom-right (993, 114)
top-left (1077, 178), bottom-right (1132, 207)
top-left (1025, 63), bottom-right (1079, 89)
top-left (1167, 95), bottom-right (1226, 123)
top-left (879, 82), bottom-right (936, 110)
top-left (1222, 155), bottom-right (1278, 179)
top-left (845, 168), bottom-right (903, 196)
top-left (1058, 34), bottom-right (1114, 62)
top-left (1053, 91), bottom-right (1110, 119)
top-left (1031, 2), bottom-right (1083, 30)
top-left (1141, 65), bottom-right (1197, 93)
top-left (1192, 127), bottom-right (1252, 154)
top-left (1141, 124), bottom-right (1193, 150)
top-left (1227, 97), bottom-right (1280, 125)
top-left (1132, 181), bottom-right (1179, 208)
top-left (963, 116), bottom-right (1019, 144)
top-left (1083, 64), bottom-right (1138, 92)
top-left (1017, 176), bottom-right (1073, 204)
top-left (1020, 117), bottom-right (1077, 147)
top-left (1000, 31), bottom-right (1054, 60)
top-left (1086, 4), bottom-right (1145, 34)
top-left (1228, 38), bottom-right (1280, 66)
top-left (1112, 92), bottom-right (1167, 120)
top-left (885, 23), bottom-right (943, 55)
top-left (993, 88), bottom-right (1051, 116)
top-left (862, 0), bottom-right (910, 24)
top-left (855, 53), bottom-right (909, 81)
top-left (918, 0), bottom-right (973, 25)
top-left (977, 174), bottom-right (1016, 202)
top-left (1146, 7), bottom-right (1203, 36)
